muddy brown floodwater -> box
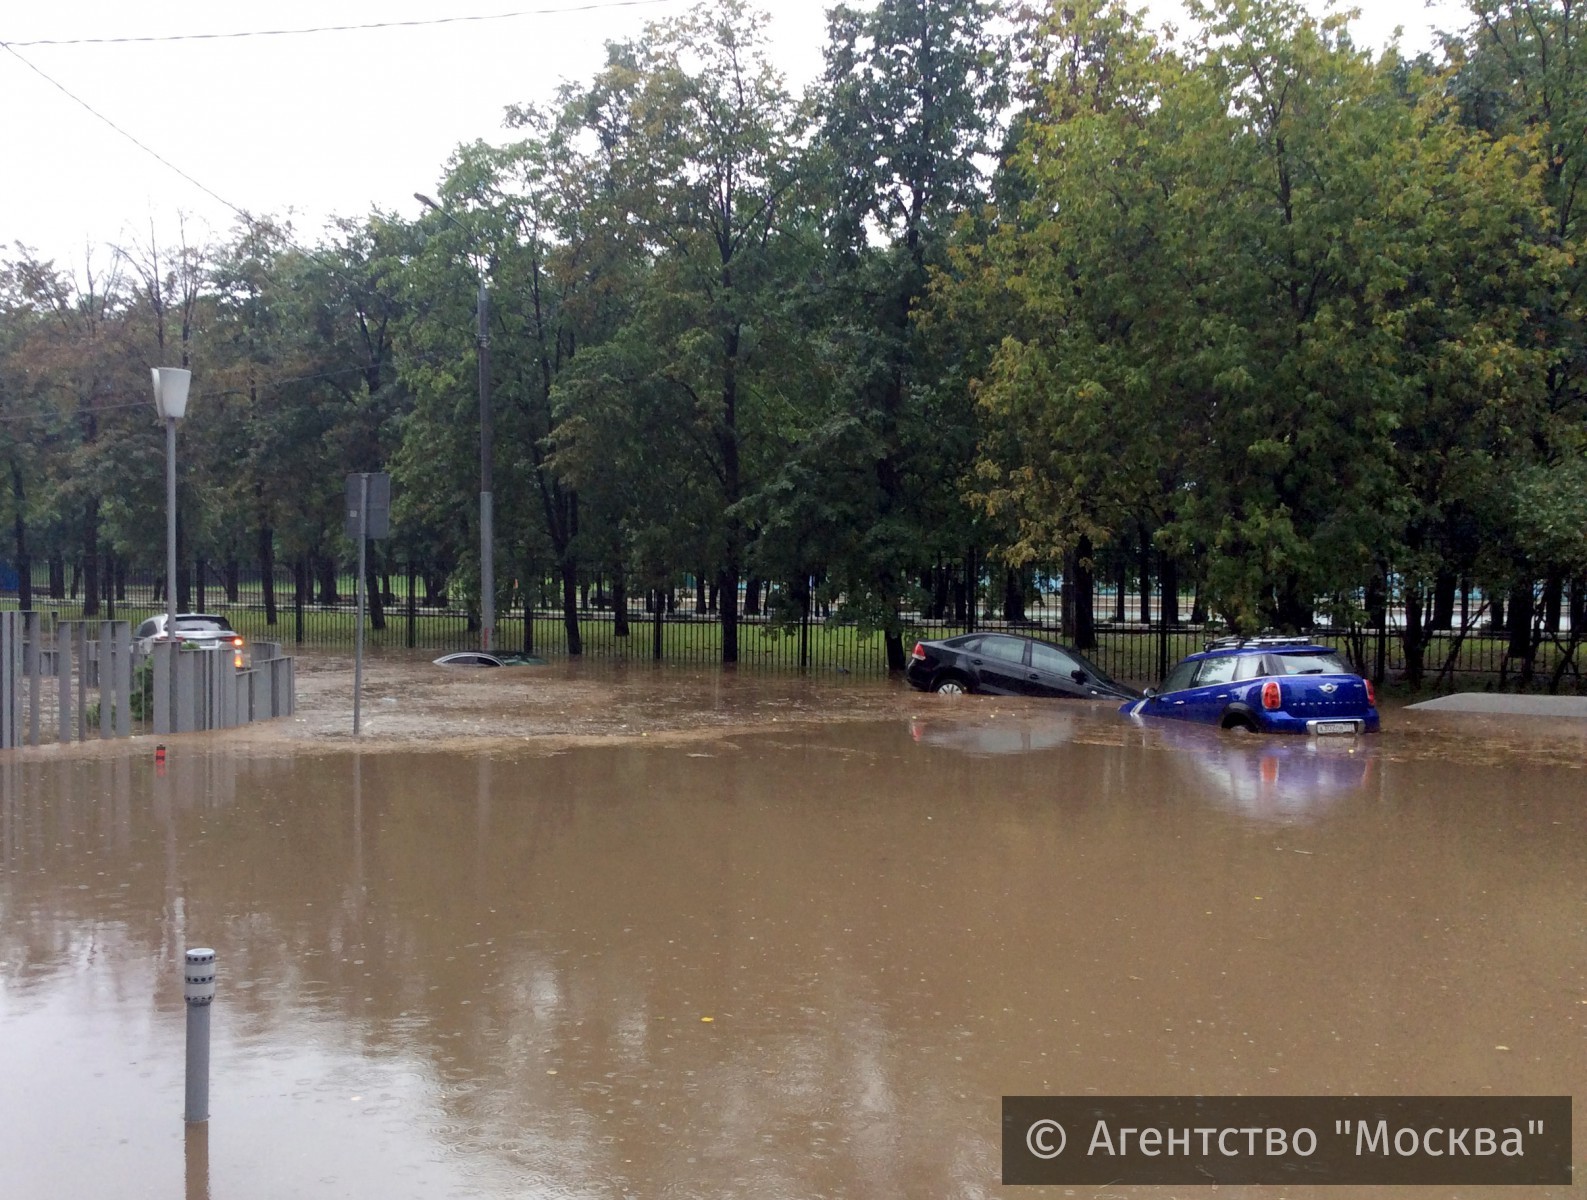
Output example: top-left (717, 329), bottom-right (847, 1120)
top-left (0, 650), bottom-right (1583, 1199)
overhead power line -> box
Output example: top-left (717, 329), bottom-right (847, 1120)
top-left (0, 0), bottom-right (684, 48)
top-left (0, 42), bottom-right (408, 296)
top-left (0, 43), bottom-right (250, 225)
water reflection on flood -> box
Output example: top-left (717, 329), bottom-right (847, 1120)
top-left (1, 703), bottom-right (1583, 1199)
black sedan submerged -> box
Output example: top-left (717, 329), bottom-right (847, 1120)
top-left (905, 633), bottom-right (1140, 700)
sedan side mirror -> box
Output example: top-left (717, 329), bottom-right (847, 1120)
top-left (1143, 688), bottom-right (1158, 699)
top-left (1071, 669), bottom-right (1088, 683)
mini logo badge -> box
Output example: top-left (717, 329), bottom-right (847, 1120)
top-left (1319, 683), bottom-right (1338, 694)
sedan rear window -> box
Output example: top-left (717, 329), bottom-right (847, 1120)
top-left (979, 637), bottom-right (1027, 665)
top-left (175, 617), bottom-right (235, 633)
top-left (1272, 652), bottom-right (1350, 675)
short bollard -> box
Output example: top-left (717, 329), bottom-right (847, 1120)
top-left (184, 948), bottom-right (216, 1123)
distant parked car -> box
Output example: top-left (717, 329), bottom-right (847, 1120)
top-left (433, 652), bottom-right (505, 667)
top-left (1120, 636), bottom-right (1378, 735)
top-left (134, 613), bottom-right (245, 658)
top-left (905, 633), bottom-right (1140, 700)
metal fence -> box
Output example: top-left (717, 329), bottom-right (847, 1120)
top-left (3, 562), bottom-right (1583, 692)
top-left (0, 611), bottom-right (296, 748)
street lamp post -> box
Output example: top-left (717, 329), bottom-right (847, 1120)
top-left (151, 368), bottom-right (192, 641)
top-left (415, 192), bottom-right (494, 652)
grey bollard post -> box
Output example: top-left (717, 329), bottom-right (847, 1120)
top-left (184, 948), bottom-right (216, 1122)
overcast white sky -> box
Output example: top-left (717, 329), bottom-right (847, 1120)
top-left (1, 0), bottom-right (1470, 270)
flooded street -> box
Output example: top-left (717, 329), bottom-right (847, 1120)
top-left (1, 654), bottom-right (1583, 1198)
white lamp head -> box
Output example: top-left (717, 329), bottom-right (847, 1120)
top-left (151, 367), bottom-right (192, 420)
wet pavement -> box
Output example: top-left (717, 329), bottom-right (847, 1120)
top-left (0, 653), bottom-right (1583, 1198)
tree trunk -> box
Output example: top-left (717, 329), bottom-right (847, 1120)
top-left (1366, 570), bottom-right (1388, 685)
top-left (195, 556), bottom-right (206, 613)
top-left (1073, 536), bottom-right (1097, 651)
top-left (1542, 569), bottom-right (1563, 634)
top-left (1161, 555), bottom-right (1179, 626)
top-left (719, 566), bottom-right (740, 664)
top-left (743, 575), bottom-right (760, 617)
top-left (653, 588), bottom-right (665, 660)
top-left (1137, 530), bottom-right (1151, 625)
top-left (1403, 583), bottom-right (1428, 688)
top-left (9, 463), bottom-right (31, 611)
top-left (366, 546), bottom-right (386, 632)
top-left (49, 555), bottom-right (65, 600)
top-left (884, 629), bottom-right (905, 672)
top-left (293, 558), bottom-right (308, 644)
top-left (561, 555), bottom-right (582, 655)
top-left (965, 547), bottom-right (978, 631)
top-left (520, 569), bottom-right (533, 657)
top-left (259, 526), bottom-right (277, 625)
top-left (408, 560), bottom-right (419, 651)
top-left (1002, 567), bottom-right (1025, 622)
top-left (613, 564), bottom-right (629, 637)
top-left (1431, 571), bottom-right (1456, 630)
top-left (82, 501), bottom-right (101, 617)
top-left (315, 555), bottom-right (338, 606)
top-left (1507, 581), bottom-right (1534, 660)
top-left (224, 559), bottom-right (240, 604)
top-left (696, 570), bottom-right (707, 615)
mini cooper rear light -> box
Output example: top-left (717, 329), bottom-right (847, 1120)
top-left (1365, 678), bottom-right (1376, 706)
top-left (910, 642), bottom-right (926, 661)
top-left (1261, 679), bottom-right (1282, 710)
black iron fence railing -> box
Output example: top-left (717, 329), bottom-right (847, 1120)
top-left (2, 563), bottom-right (1581, 691)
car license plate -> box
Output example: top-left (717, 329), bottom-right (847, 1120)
top-left (1313, 721), bottom-right (1358, 736)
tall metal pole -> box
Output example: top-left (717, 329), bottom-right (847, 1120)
top-left (354, 474), bottom-right (368, 735)
top-left (166, 415), bottom-right (178, 637)
top-left (414, 193), bottom-right (493, 653)
top-left (477, 281), bottom-right (494, 653)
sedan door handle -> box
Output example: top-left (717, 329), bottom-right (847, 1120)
top-left (1028, 673), bottom-right (1039, 680)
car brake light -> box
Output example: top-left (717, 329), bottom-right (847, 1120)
top-left (910, 642), bottom-right (926, 661)
top-left (1261, 679), bottom-right (1281, 710)
top-left (232, 636), bottom-right (244, 647)
top-left (234, 652), bottom-right (244, 669)
top-left (1365, 678), bottom-right (1376, 706)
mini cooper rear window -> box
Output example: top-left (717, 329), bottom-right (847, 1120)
top-left (1272, 652), bottom-right (1350, 675)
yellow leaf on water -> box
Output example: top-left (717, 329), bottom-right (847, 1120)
top-left (701, 1016), bottom-right (715, 1023)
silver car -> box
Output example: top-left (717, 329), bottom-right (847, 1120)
top-left (133, 613), bottom-right (246, 659)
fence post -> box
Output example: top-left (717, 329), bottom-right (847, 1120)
top-left (153, 640), bottom-right (173, 736)
top-left (57, 622), bottom-right (72, 743)
top-left (115, 622), bottom-right (132, 738)
top-left (98, 622), bottom-right (113, 738)
top-left (0, 613), bottom-right (16, 750)
top-left (25, 612), bottom-right (40, 747)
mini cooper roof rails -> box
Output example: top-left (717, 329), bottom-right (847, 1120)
top-left (1203, 634), bottom-right (1316, 652)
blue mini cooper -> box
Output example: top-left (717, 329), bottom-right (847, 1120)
top-left (1120, 637), bottom-right (1379, 735)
